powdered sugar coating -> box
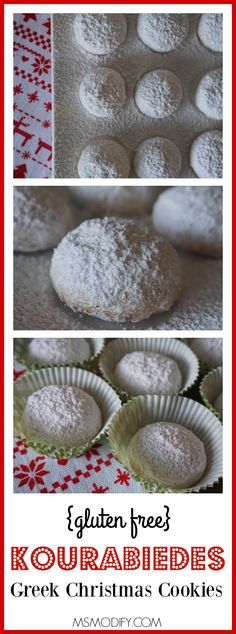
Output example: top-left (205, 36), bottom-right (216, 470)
top-left (50, 217), bottom-right (182, 323)
top-left (152, 186), bottom-right (222, 257)
top-left (195, 68), bottom-right (222, 120)
top-left (135, 136), bottom-right (182, 178)
top-left (198, 14), bottom-right (223, 52)
top-left (28, 338), bottom-right (90, 364)
top-left (22, 385), bottom-right (102, 448)
top-left (79, 68), bottom-right (126, 118)
top-left (14, 187), bottom-right (74, 253)
top-left (73, 13), bottom-right (127, 54)
top-left (135, 69), bottom-right (182, 120)
top-left (190, 130), bottom-right (222, 178)
top-left (69, 186), bottom-right (159, 217)
top-left (137, 14), bottom-right (189, 52)
top-left (127, 421), bottom-right (207, 488)
top-left (77, 139), bottom-right (130, 178)
top-left (190, 338), bottom-right (222, 366)
top-left (114, 352), bottom-right (182, 396)
top-left (214, 392), bottom-right (222, 416)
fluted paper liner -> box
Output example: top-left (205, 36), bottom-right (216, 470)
top-left (99, 338), bottom-right (199, 401)
top-left (200, 366), bottom-right (222, 422)
top-left (14, 338), bottom-right (105, 371)
top-left (108, 394), bottom-right (222, 493)
top-left (14, 366), bottom-right (121, 459)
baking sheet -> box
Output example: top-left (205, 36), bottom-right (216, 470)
top-left (53, 13), bottom-right (222, 179)
top-left (14, 250), bottom-right (222, 331)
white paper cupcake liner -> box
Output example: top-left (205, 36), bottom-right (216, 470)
top-left (99, 338), bottom-right (199, 401)
top-left (200, 366), bottom-right (222, 422)
top-left (14, 366), bottom-right (121, 459)
top-left (14, 338), bottom-right (105, 371)
top-left (108, 394), bottom-right (222, 493)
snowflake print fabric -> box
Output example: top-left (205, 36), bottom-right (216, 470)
top-left (13, 14), bottom-right (52, 178)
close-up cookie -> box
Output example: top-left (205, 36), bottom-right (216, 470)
top-left (14, 187), bottom-right (74, 252)
top-left (27, 338), bottom-right (91, 365)
top-left (127, 421), bottom-right (207, 488)
top-left (77, 139), bottom-right (130, 178)
top-left (197, 13), bottom-right (223, 52)
top-left (190, 130), bottom-right (222, 178)
top-left (50, 217), bottom-right (182, 323)
top-left (79, 68), bottom-right (126, 118)
top-left (114, 351), bottom-right (182, 396)
top-left (135, 69), bottom-right (182, 119)
top-left (73, 13), bottom-right (127, 54)
top-left (190, 338), bottom-right (222, 366)
top-left (22, 385), bottom-right (103, 448)
top-left (152, 186), bottom-right (222, 257)
top-left (134, 137), bottom-right (182, 178)
top-left (195, 68), bottom-right (222, 120)
top-left (137, 13), bottom-right (189, 52)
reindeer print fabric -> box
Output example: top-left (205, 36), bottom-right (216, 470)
top-left (13, 13), bottom-right (52, 178)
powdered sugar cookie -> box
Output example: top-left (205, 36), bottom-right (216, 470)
top-left (77, 139), bottom-right (130, 178)
top-left (74, 13), bottom-right (127, 54)
top-left (127, 421), bottom-right (207, 488)
top-left (152, 186), bottom-right (222, 257)
top-left (22, 385), bottom-right (102, 448)
top-left (50, 217), bottom-right (182, 323)
top-left (114, 351), bottom-right (182, 395)
top-left (137, 14), bottom-right (189, 52)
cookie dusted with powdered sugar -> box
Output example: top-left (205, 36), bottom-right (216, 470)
top-left (74, 13), bottom-right (127, 54)
top-left (152, 186), bottom-right (222, 257)
top-left (114, 352), bottom-right (182, 395)
top-left (22, 385), bottom-right (102, 448)
top-left (137, 14), bottom-right (189, 52)
top-left (50, 217), bottom-right (182, 323)
top-left (77, 139), bottom-right (130, 178)
top-left (14, 187), bottom-right (74, 253)
top-left (28, 338), bottom-right (90, 365)
top-left (127, 422), bottom-right (207, 488)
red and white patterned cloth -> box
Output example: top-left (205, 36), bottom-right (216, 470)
top-left (13, 365), bottom-right (145, 494)
top-left (13, 13), bottom-right (52, 178)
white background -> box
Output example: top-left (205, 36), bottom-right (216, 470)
top-left (5, 3), bottom-right (232, 631)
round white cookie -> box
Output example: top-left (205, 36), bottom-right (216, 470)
top-left (74, 13), bottom-right (127, 54)
top-left (190, 130), bottom-right (222, 178)
top-left (137, 14), bottom-right (189, 52)
top-left (127, 421), bottom-right (207, 488)
top-left (198, 14), bottom-right (223, 52)
top-left (214, 393), bottom-right (222, 416)
top-left (22, 385), bottom-right (102, 448)
top-left (190, 338), bottom-right (222, 366)
top-left (28, 338), bottom-right (91, 365)
top-left (14, 187), bottom-right (74, 252)
top-left (50, 217), bottom-right (182, 323)
top-left (152, 186), bottom-right (222, 257)
top-left (79, 68), bottom-right (126, 118)
top-left (69, 186), bottom-right (160, 217)
top-left (195, 68), bottom-right (222, 121)
top-left (135, 69), bottom-right (182, 119)
top-left (77, 139), bottom-right (130, 178)
top-left (134, 136), bottom-right (182, 178)
top-left (114, 352), bottom-right (182, 395)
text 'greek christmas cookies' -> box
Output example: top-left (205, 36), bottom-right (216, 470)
top-left (50, 217), bottom-right (182, 323)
